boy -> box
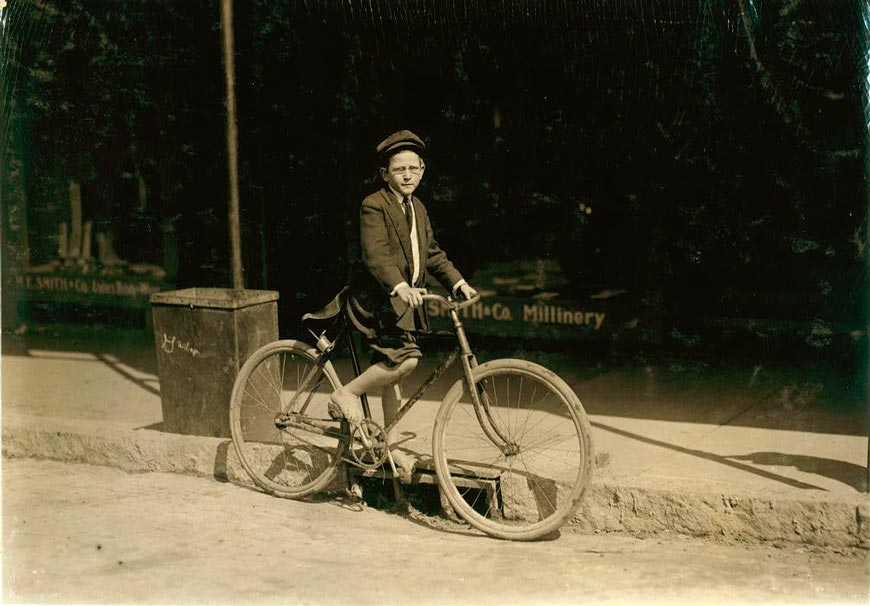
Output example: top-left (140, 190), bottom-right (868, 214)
top-left (330, 130), bottom-right (477, 480)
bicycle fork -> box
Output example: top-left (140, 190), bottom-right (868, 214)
top-left (451, 308), bottom-right (517, 455)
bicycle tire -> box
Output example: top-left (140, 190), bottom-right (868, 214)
top-left (229, 339), bottom-right (346, 498)
top-left (432, 359), bottom-right (594, 541)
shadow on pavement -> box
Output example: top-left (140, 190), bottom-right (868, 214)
top-left (591, 420), bottom-right (827, 491)
top-left (2, 324), bottom-right (158, 378)
top-left (727, 452), bottom-right (868, 492)
top-left (94, 352), bottom-right (160, 396)
top-left (4, 325), bottom-right (866, 438)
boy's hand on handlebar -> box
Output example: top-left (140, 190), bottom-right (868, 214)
top-left (457, 283), bottom-right (478, 301)
top-left (395, 284), bottom-right (427, 308)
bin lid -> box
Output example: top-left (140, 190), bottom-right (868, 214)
top-left (149, 288), bottom-right (279, 310)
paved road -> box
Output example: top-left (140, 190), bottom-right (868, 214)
top-left (3, 458), bottom-right (868, 605)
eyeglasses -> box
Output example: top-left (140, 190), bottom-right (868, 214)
top-left (389, 165), bottom-right (422, 176)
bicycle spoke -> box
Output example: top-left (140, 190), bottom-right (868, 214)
top-left (512, 376), bottom-right (524, 442)
top-left (521, 450), bottom-right (580, 471)
top-left (487, 385), bottom-right (512, 441)
top-left (247, 364), bottom-right (279, 409)
top-left (516, 380), bottom-right (552, 446)
top-left (505, 376), bottom-right (511, 436)
top-left (295, 354), bottom-right (300, 389)
top-left (514, 451), bottom-right (559, 519)
top-left (522, 429), bottom-right (582, 454)
top-left (261, 356), bottom-right (283, 398)
top-left (242, 385), bottom-right (277, 414)
top-left (255, 362), bottom-right (282, 404)
top-left (278, 432), bottom-right (291, 481)
top-left (514, 399), bottom-right (565, 445)
top-left (279, 352), bottom-right (288, 402)
top-left (521, 414), bottom-right (579, 451)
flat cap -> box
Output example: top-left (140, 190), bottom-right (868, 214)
top-left (376, 129), bottom-right (426, 159)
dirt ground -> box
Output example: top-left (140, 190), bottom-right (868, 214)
top-left (3, 457), bottom-right (868, 606)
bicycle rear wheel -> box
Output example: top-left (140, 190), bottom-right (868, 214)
top-left (433, 359), bottom-right (593, 541)
top-left (229, 340), bottom-right (346, 498)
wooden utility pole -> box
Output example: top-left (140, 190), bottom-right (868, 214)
top-left (221, 0), bottom-right (244, 289)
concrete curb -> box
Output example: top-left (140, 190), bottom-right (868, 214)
top-left (4, 417), bottom-right (867, 548)
top-left (2, 417), bottom-right (249, 484)
top-left (572, 480), bottom-right (868, 549)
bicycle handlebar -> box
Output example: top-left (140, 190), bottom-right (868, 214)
top-left (421, 292), bottom-right (481, 310)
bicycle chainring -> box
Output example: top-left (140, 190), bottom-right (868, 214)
top-left (347, 419), bottom-right (389, 470)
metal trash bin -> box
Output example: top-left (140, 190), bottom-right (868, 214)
top-left (149, 288), bottom-right (279, 437)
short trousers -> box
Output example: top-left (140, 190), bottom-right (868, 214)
top-left (368, 330), bottom-right (422, 367)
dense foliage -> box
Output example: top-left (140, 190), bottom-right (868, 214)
top-left (1, 0), bottom-right (867, 343)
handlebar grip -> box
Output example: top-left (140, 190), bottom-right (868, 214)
top-left (456, 293), bottom-right (481, 308)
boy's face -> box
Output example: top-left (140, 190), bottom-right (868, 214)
top-left (380, 150), bottom-right (425, 198)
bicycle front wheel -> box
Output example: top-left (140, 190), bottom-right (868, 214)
top-left (433, 359), bottom-right (593, 540)
top-left (229, 340), bottom-right (346, 498)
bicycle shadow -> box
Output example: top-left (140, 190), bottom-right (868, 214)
top-left (351, 449), bottom-right (567, 541)
top-left (391, 501), bottom-right (562, 542)
top-left (214, 440), bottom-right (372, 511)
top-left (351, 480), bottom-right (493, 540)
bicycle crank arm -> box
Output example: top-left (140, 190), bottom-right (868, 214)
top-left (384, 449), bottom-right (399, 476)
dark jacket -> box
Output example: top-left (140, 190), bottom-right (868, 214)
top-left (348, 187), bottom-right (463, 335)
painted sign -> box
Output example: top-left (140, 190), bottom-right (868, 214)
top-left (7, 268), bottom-right (165, 308)
top-left (425, 295), bottom-right (620, 340)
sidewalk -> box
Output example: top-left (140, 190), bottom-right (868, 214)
top-left (2, 326), bottom-right (868, 548)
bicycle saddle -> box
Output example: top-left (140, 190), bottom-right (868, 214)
top-left (301, 286), bottom-right (349, 322)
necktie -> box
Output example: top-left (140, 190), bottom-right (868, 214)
top-left (402, 197), bottom-right (414, 234)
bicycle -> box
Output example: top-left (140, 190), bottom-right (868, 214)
top-left (228, 293), bottom-right (594, 541)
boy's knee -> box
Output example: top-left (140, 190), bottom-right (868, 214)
top-left (396, 357), bottom-right (418, 376)
top-left (375, 358), bottom-right (418, 379)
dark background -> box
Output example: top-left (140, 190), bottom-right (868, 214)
top-left (1, 0), bottom-right (867, 360)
